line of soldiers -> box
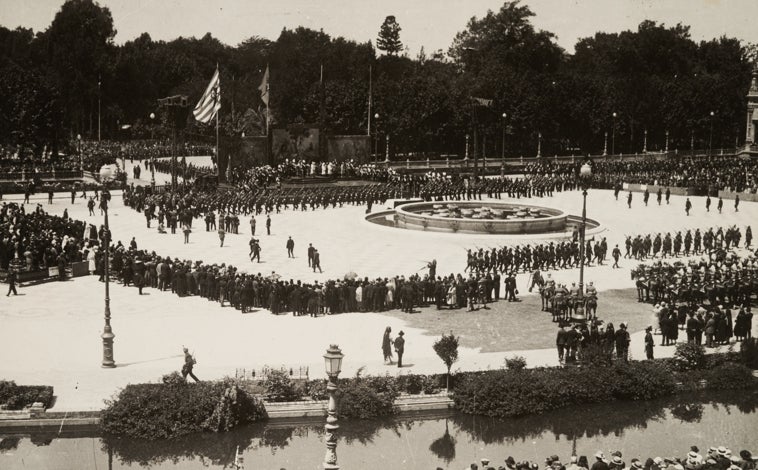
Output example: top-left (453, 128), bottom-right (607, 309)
top-left (466, 238), bottom-right (609, 274)
top-left (123, 184), bottom-right (392, 220)
top-left (631, 255), bottom-right (758, 308)
top-left (625, 226), bottom-right (752, 260)
top-left (415, 174), bottom-right (568, 201)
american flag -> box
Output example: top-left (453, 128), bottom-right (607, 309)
top-left (193, 67), bottom-right (220, 124)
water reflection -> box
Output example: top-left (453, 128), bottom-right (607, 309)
top-left (0, 390), bottom-right (755, 470)
top-left (429, 419), bottom-right (456, 463)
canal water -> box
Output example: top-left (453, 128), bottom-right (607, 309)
top-left (1, 390), bottom-right (756, 469)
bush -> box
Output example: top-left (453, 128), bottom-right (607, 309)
top-left (0, 380), bottom-right (54, 410)
top-left (452, 361), bottom-right (677, 418)
top-left (580, 343), bottom-right (612, 367)
top-left (307, 379), bottom-right (328, 401)
top-left (674, 342), bottom-right (706, 370)
top-left (504, 355), bottom-right (527, 371)
top-left (403, 374), bottom-right (424, 394)
top-left (101, 378), bottom-right (267, 439)
top-left (337, 378), bottom-right (398, 419)
top-left (740, 338), bottom-right (758, 369)
top-left (161, 372), bottom-right (185, 386)
top-left (421, 375), bottom-right (442, 394)
top-left (263, 370), bottom-right (301, 402)
top-left (699, 363), bottom-right (756, 389)
top-left (608, 361), bottom-right (677, 401)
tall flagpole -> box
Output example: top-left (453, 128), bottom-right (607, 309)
top-left (266, 65), bottom-right (270, 136)
top-left (216, 106), bottom-right (219, 178)
top-left (319, 63), bottom-right (326, 161)
top-left (216, 64), bottom-right (220, 180)
top-left (367, 64), bottom-right (372, 136)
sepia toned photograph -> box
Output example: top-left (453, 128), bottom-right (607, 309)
top-left (0, 0), bottom-right (756, 468)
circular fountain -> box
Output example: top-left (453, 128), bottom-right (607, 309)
top-left (366, 200), bottom-right (601, 235)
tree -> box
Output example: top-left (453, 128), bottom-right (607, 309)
top-left (45, 0), bottom-right (116, 136)
top-left (377, 16), bottom-right (403, 56)
top-left (433, 333), bottom-right (459, 392)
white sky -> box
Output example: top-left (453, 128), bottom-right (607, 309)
top-left (1, 0), bottom-right (756, 54)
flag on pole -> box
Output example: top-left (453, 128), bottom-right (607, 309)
top-left (193, 67), bottom-right (221, 124)
top-left (472, 97), bottom-right (494, 107)
top-left (259, 66), bottom-right (269, 106)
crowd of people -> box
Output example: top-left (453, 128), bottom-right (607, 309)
top-left (452, 446), bottom-right (756, 470)
top-left (85, 232), bottom-right (526, 315)
top-left (525, 156), bottom-right (758, 194)
top-left (0, 202), bottom-right (88, 274)
top-left (631, 252), bottom-right (756, 347)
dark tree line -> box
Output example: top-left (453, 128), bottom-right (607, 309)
top-left (0, 0), bottom-right (754, 159)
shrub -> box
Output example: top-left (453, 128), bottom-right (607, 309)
top-left (740, 338), bottom-right (758, 369)
top-left (674, 342), bottom-right (706, 370)
top-left (699, 363), bottom-right (756, 389)
top-left (608, 361), bottom-right (677, 400)
top-left (161, 372), bottom-right (185, 386)
top-left (101, 378), bottom-right (266, 439)
top-left (452, 361), bottom-right (677, 418)
top-left (580, 343), bottom-right (612, 367)
top-left (504, 355), bottom-right (527, 371)
top-left (337, 378), bottom-right (398, 419)
top-left (0, 380), bottom-right (54, 410)
top-left (421, 375), bottom-right (442, 394)
top-left (263, 370), bottom-right (301, 402)
top-left (362, 374), bottom-right (400, 396)
top-left (307, 379), bottom-right (328, 401)
top-left (403, 374), bottom-right (424, 395)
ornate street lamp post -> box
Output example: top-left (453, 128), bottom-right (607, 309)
top-left (643, 129), bottom-right (648, 153)
top-left (77, 134), bottom-right (83, 173)
top-left (603, 132), bottom-right (608, 156)
top-left (536, 132), bottom-right (542, 158)
top-left (323, 344), bottom-right (344, 470)
top-left (611, 112), bottom-right (617, 155)
top-left (98, 77), bottom-right (102, 142)
top-left (501, 113), bottom-right (507, 160)
top-left (709, 111), bottom-right (715, 156)
top-left (574, 162), bottom-right (592, 322)
top-left (100, 166), bottom-right (116, 368)
top-left (374, 113), bottom-right (379, 163)
top-left (665, 130), bottom-right (669, 154)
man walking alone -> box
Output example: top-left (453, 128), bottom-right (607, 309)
top-left (181, 347), bottom-right (200, 382)
top-left (286, 236), bottom-right (295, 258)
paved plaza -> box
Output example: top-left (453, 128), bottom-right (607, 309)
top-left (1, 183), bottom-right (755, 411)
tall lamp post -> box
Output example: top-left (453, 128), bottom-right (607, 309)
top-left (98, 77), bottom-right (102, 142)
top-left (501, 113), bottom-right (507, 159)
top-left (149, 113), bottom-right (156, 187)
top-left (574, 162), bottom-right (592, 322)
top-left (323, 345), bottom-right (344, 470)
top-left (100, 166), bottom-right (116, 368)
top-left (77, 134), bottom-right (83, 173)
top-left (374, 113), bottom-right (380, 163)
top-left (709, 111), bottom-right (714, 156)
top-left (611, 112), bottom-right (617, 155)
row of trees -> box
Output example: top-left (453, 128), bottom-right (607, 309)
top-left (0, 0), bottom-right (755, 158)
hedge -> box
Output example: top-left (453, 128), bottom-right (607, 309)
top-left (452, 362), bottom-right (679, 418)
top-left (0, 380), bottom-right (54, 410)
top-left (101, 375), bottom-right (266, 439)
